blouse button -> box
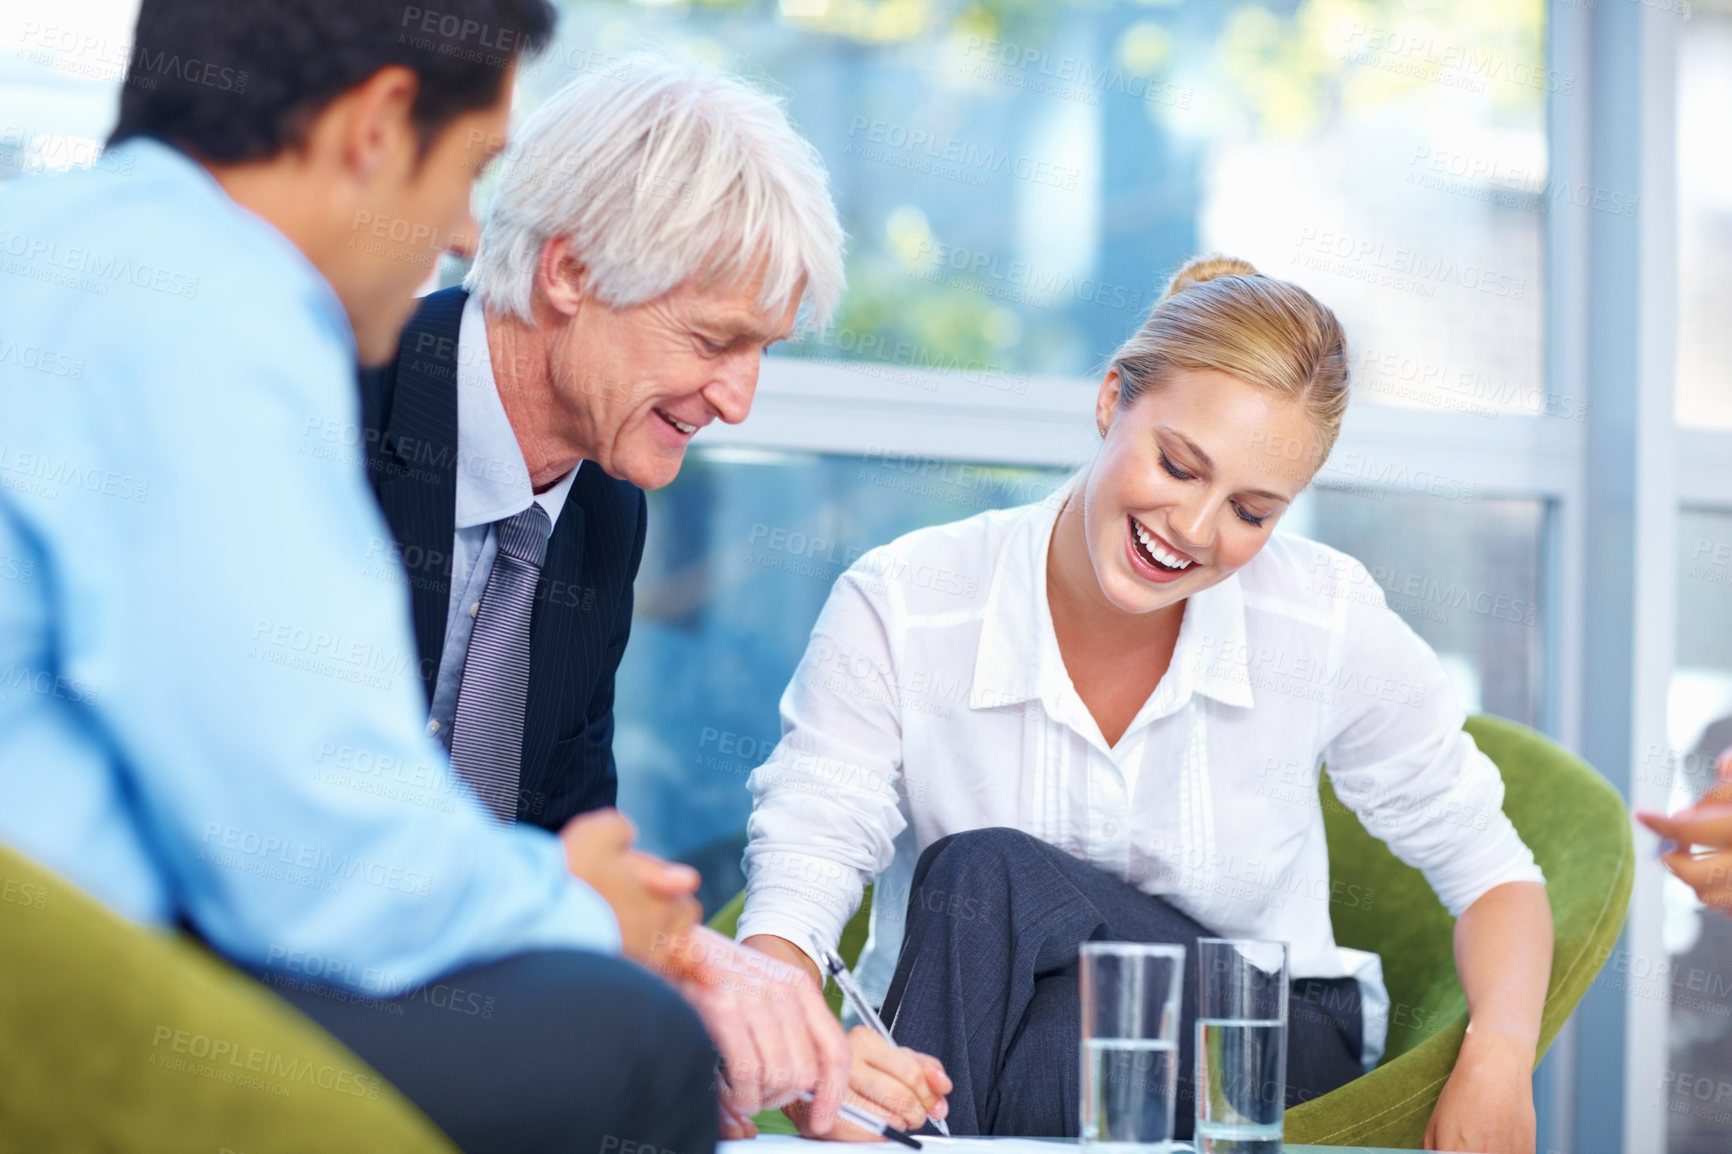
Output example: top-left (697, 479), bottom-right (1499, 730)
top-left (1102, 821), bottom-right (1118, 837)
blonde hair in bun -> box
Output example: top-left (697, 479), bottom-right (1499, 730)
top-left (1109, 253), bottom-right (1349, 464)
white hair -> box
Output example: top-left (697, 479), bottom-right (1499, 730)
top-left (466, 56), bottom-right (845, 333)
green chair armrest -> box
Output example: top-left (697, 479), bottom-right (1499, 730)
top-left (0, 847), bottom-right (455, 1153)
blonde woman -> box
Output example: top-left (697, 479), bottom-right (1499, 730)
top-left (738, 258), bottom-right (1553, 1154)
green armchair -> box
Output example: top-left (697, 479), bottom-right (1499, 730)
top-left (708, 715), bottom-right (1634, 1149)
top-left (0, 845), bottom-right (454, 1153)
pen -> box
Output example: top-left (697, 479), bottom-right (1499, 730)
top-left (810, 932), bottom-right (951, 1137)
top-left (797, 1091), bottom-right (924, 1149)
top-left (718, 1059), bottom-right (923, 1149)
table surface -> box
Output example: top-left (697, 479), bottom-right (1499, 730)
top-left (721, 1136), bottom-right (1414, 1154)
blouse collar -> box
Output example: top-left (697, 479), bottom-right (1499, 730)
top-left (969, 488), bottom-right (1256, 717)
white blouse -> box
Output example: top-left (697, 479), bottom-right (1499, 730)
top-left (736, 492), bottom-right (1544, 1067)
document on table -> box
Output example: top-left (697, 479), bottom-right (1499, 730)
top-left (720, 1139), bottom-right (1075, 1154)
top-left (720, 1140), bottom-right (1386, 1153)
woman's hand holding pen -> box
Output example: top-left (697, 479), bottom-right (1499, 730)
top-left (1638, 745), bottom-right (1732, 910)
top-left (743, 934), bottom-right (951, 1142)
top-left (777, 1026), bottom-right (951, 1142)
top-left (820, 1026), bottom-right (951, 1141)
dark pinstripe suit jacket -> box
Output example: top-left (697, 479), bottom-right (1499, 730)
top-left (358, 287), bottom-right (647, 831)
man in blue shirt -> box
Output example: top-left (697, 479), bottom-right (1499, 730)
top-left (0, 0), bottom-right (849, 1148)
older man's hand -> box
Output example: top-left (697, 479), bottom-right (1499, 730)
top-left (651, 925), bottom-right (852, 1135)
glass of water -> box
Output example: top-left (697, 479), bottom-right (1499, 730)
top-left (1194, 938), bottom-right (1289, 1154)
top-left (1079, 942), bottom-right (1186, 1152)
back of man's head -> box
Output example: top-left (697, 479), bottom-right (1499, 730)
top-left (109, 0), bottom-right (557, 162)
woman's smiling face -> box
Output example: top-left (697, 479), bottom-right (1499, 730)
top-left (1080, 366), bottom-right (1323, 615)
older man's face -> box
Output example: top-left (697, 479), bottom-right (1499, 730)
top-left (548, 274), bottom-right (800, 490)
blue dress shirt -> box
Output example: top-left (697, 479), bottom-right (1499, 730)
top-left (0, 139), bottom-right (619, 995)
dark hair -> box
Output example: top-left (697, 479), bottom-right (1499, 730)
top-left (108, 0), bottom-right (556, 162)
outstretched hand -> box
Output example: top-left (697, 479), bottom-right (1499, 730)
top-left (1637, 746), bottom-right (1732, 911)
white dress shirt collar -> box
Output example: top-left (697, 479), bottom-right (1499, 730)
top-left (454, 293), bottom-right (579, 530)
top-left (969, 483), bottom-right (1256, 722)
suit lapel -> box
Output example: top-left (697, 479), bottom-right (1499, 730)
top-left (371, 289), bottom-right (464, 705)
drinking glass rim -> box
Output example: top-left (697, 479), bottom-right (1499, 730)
top-left (1079, 941), bottom-right (1187, 960)
top-left (1195, 936), bottom-right (1290, 953)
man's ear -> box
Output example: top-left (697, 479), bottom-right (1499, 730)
top-left (1095, 369), bottom-right (1122, 438)
top-left (537, 236), bottom-right (589, 319)
top-left (329, 65), bottom-right (421, 182)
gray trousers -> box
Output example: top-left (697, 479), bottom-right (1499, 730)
top-left (879, 828), bottom-right (1363, 1139)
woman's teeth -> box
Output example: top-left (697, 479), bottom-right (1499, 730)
top-left (1132, 518), bottom-right (1193, 570)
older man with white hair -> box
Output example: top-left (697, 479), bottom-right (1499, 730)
top-left (365, 57), bottom-right (843, 832)
top-left (354, 56), bottom-right (950, 1145)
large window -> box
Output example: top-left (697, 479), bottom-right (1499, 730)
top-left (542, 0), bottom-right (1556, 894)
top-left (1666, 7), bottom-right (1732, 1151)
top-left (512, 0), bottom-right (1547, 412)
top-left (1676, 2), bottom-right (1732, 431)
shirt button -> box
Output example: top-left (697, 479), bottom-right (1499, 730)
top-left (469, 601), bottom-right (480, 619)
top-left (426, 719), bottom-right (441, 736)
top-left (1103, 821), bottom-right (1118, 837)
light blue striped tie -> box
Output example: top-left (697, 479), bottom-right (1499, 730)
top-left (450, 503), bottom-right (552, 822)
